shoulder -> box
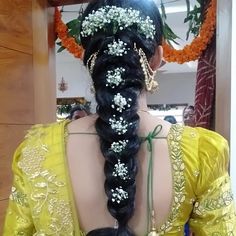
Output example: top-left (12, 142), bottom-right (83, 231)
top-left (196, 127), bottom-right (229, 180)
top-left (12, 120), bottom-right (68, 173)
top-left (181, 126), bottom-right (229, 194)
top-left (67, 114), bottom-right (97, 134)
top-left (9, 121), bottom-right (75, 234)
top-left (25, 120), bottom-right (68, 140)
top-left (181, 126), bottom-right (228, 158)
top-left (195, 126), bottom-right (228, 153)
top-left (191, 127), bottom-right (229, 170)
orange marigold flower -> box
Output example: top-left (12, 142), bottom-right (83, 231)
top-left (54, 7), bottom-right (84, 59)
top-left (162, 0), bottom-right (216, 64)
top-left (54, 0), bottom-right (216, 64)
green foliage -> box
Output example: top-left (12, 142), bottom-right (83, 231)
top-left (160, 0), bottom-right (180, 45)
top-left (57, 104), bottom-right (72, 115)
top-left (56, 17), bottom-right (82, 53)
top-left (184, 0), bottom-right (205, 40)
top-left (159, 0), bottom-right (205, 45)
top-left (163, 22), bottom-right (181, 45)
top-left (66, 18), bottom-right (82, 43)
top-left (57, 101), bottom-right (91, 115)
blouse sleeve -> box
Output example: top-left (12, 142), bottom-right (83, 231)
top-left (189, 128), bottom-right (236, 235)
top-left (3, 141), bottom-right (35, 235)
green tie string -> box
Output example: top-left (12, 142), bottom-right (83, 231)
top-left (143, 125), bottom-right (163, 234)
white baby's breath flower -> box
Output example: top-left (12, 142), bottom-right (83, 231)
top-left (110, 140), bottom-right (128, 153)
top-left (106, 67), bottom-right (125, 88)
top-left (81, 6), bottom-right (155, 39)
top-left (111, 93), bottom-right (132, 113)
top-left (109, 115), bottom-right (132, 135)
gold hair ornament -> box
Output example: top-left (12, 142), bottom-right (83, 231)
top-left (86, 51), bottom-right (99, 74)
top-left (134, 43), bottom-right (158, 93)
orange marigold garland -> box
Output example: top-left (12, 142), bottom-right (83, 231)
top-left (163, 0), bottom-right (216, 64)
top-left (54, 0), bottom-right (216, 63)
top-left (55, 7), bottom-right (84, 59)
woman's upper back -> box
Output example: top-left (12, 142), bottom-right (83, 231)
top-left (3, 117), bottom-right (235, 235)
top-left (66, 116), bottom-right (234, 235)
top-left (66, 113), bottom-right (174, 235)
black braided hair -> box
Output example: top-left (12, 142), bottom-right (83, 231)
top-left (79, 1), bottom-right (163, 235)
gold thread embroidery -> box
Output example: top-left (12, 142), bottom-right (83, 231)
top-left (159, 124), bottom-right (185, 233)
top-left (19, 145), bottom-right (47, 178)
top-left (193, 190), bottom-right (234, 215)
top-left (18, 125), bottom-right (73, 235)
top-left (48, 198), bottom-right (73, 235)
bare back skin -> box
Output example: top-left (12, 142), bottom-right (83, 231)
top-left (66, 111), bottom-right (173, 235)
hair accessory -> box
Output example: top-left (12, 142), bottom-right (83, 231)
top-left (81, 6), bottom-right (156, 40)
top-left (109, 115), bottom-right (131, 135)
top-left (111, 93), bottom-right (132, 113)
top-left (86, 51), bottom-right (99, 74)
top-left (106, 67), bottom-right (125, 88)
top-left (112, 159), bottom-right (130, 180)
top-left (106, 39), bottom-right (129, 57)
top-left (111, 186), bottom-right (128, 204)
top-left (110, 140), bottom-right (128, 153)
top-left (134, 43), bottom-right (158, 93)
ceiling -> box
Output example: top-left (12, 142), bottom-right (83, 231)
top-left (56, 0), bottom-right (198, 74)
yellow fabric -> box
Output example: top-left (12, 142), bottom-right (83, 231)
top-left (3, 121), bottom-right (236, 235)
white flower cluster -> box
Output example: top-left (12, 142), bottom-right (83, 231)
top-left (111, 186), bottom-right (129, 204)
top-left (112, 159), bottom-right (129, 180)
top-left (106, 67), bottom-right (125, 88)
top-left (81, 6), bottom-right (156, 40)
top-left (110, 140), bottom-right (128, 153)
top-left (111, 93), bottom-right (132, 113)
top-left (109, 115), bottom-right (131, 135)
top-left (106, 39), bottom-right (129, 57)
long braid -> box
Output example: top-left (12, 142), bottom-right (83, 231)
top-left (80, 1), bottom-right (163, 235)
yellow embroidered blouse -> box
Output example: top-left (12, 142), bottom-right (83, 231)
top-left (3, 121), bottom-right (236, 235)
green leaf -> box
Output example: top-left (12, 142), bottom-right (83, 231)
top-left (183, 0), bottom-right (203, 40)
top-left (185, 0), bottom-right (191, 15)
top-left (163, 23), bottom-right (181, 40)
top-left (160, 0), bottom-right (166, 20)
top-left (57, 46), bottom-right (65, 53)
top-left (68, 28), bottom-right (79, 37)
top-left (184, 15), bottom-right (193, 23)
top-left (66, 19), bottom-right (81, 28)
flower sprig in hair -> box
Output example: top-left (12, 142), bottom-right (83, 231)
top-left (109, 115), bottom-right (131, 135)
top-left (112, 159), bottom-right (130, 180)
top-left (111, 93), bottom-right (132, 113)
top-left (106, 39), bottom-right (129, 56)
top-left (81, 6), bottom-right (156, 40)
top-left (106, 67), bottom-right (125, 88)
top-left (111, 140), bottom-right (129, 153)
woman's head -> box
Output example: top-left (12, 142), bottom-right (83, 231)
top-left (183, 105), bottom-right (196, 127)
top-left (68, 105), bottom-right (90, 120)
top-left (79, 1), bottom-right (163, 235)
top-left (80, 0), bottom-right (163, 71)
